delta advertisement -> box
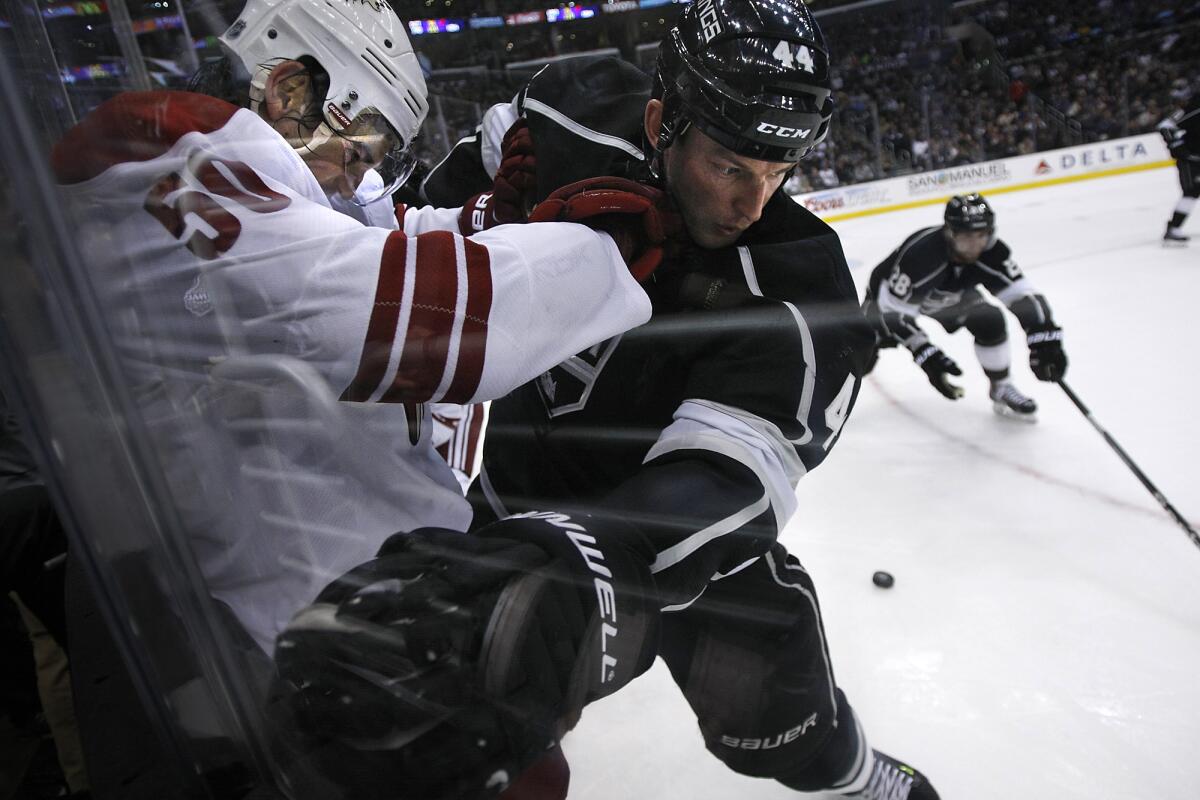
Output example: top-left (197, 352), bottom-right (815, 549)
top-left (792, 132), bottom-right (1173, 222)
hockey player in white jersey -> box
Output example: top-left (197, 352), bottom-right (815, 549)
top-left (51, 0), bottom-right (677, 662)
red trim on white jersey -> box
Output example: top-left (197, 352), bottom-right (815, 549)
top-left (388, 231), bottom-right (460, 402)
top-left (433, 402), bottom-right (487, 478)
top-left (444, 238), bottom-right (492, 402)
top-left (341, 231), bottom-right (494, 404)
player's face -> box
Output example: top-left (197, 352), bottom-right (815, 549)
top-left (261, 61), bottom-right (398, 199)
top-left (663, 127), bottom-right (792, 249)
top-left (299, 115), bottom-right (400, 201)
top-left (947, 228), bottom-right (990, 262)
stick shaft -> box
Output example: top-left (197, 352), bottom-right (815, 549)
top-left (1058, 380), bottom-right (1199, 548)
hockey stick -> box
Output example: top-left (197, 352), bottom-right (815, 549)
top-left (1058, 380), bottom-right (1199, 549)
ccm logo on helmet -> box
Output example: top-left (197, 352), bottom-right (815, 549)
top-left (695, 0), bottom-right (722, 43)
top-left (756, 122), bottom-right (812, 140)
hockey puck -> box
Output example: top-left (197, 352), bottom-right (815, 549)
top-left (872, 570), bottom-right (895, 589)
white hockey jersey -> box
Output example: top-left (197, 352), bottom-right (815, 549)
top-left (52, 91), bottom-right (650, 652)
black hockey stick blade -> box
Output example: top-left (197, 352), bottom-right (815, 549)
top-left (1058, 380), bottom-right (1200, 549)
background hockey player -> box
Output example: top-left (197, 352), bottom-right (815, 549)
top-left (271, 1), bottom-right (940, 799)
top-left (862, 193), bottom-right (1069, 420)
top-left (49, 0), bottom-right (678, 796)
top-left (1158, 89), bottom-right (1199, 246)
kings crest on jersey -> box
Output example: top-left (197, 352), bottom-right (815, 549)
top-left (426, 55), bottom-right (875, 556)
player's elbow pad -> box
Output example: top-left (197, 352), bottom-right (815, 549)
top-left (1008, 292), bottom-right (1056, 332)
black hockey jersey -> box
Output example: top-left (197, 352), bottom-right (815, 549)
top-left (426, 56), bottom-right (874, 607)
top-left (1159, 94), bottom-right (1200, 160)
top-left (868, 226), bottom-right (1055, 346)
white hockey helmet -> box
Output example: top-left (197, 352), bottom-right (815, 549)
top-left (220, 0), bottom-right (429, 200)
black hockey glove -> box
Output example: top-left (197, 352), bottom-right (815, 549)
top-left (269, 514), bottom-right (659, 800)
top-left (1027, 326), bottom-right (1067, 381)
top-left (1160, 127), bottom-right (1185, 157)
top-left (912, 343), bottom-right (964, 399)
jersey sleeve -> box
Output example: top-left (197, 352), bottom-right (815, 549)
top-left (421, 56), bottom-right (651, 211)
top-left (55, 97), bottom-right (650, 412)
top-left (973, 240), bottom-right (1058, 331)
top-left (871, 227), bottom-right (944, 351)
top-left (874, 279), bottom-right (930, 350)
top-left (603, 236), bottom-right (872, 607)
top-left (336, 221), bottom-right (650, 405)
top-left (871, 238), bottom-right (935, 350)
top-left (972, 239), bottom-right (1026, 296)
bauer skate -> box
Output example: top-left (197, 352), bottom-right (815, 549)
top-left (990, 380), bottom-right (1037, 422)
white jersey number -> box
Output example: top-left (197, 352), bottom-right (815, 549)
top-left (771, 41), bottom-right (816, 73)
top-left (821, 374), bottom-right (855, 450)
top-left (143, 153), bottom-right (291, 260)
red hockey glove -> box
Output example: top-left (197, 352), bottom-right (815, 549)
top-left (460, 119), bottom-right (537, 234)
top-left (527, 176), bottom-right (683, 282)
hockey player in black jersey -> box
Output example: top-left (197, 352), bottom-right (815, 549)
top-left (1158, 91), bottom-right (1199, 246)
top-left (862, 193), bottom-right (1069, 420)
top-left (267, 1), bottom-right (939, 799)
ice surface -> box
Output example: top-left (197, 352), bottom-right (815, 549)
top-left (561, 166), bottom-right (1200, 799)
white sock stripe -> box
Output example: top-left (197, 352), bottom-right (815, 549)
top-left (974, 338), bottom-right (1011, 373)
top-left (430, 236), bottom-right (469, 402)
top-left (368, 236), bottom-right (418, 403)
top-left (832, 713), bottom-right (873, 793)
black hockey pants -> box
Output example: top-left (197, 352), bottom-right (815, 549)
top-left (659, 541), bottom-right (865, 789)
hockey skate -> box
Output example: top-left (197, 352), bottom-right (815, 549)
top-left (846, 750), bottom-right (940, 800)
top-left (989, 380), bottom-right (1037, 422)
top-left (1163, 227), bottom-right (1189, 247)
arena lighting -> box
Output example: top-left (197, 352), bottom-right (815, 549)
top-left (546, 5), bottom-right (598, 22)
top-left (469, 15), bottom-right (505, 28)
top-left (41, 1), bottom-right (107, 17)
top-left (505, 9), bottom-right (546, 24)
top-left (407, 17), bottom-right (466, 34)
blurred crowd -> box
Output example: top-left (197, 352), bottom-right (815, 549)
top-left (407, 0), bottom-right (1200, 191)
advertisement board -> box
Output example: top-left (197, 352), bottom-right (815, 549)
top-left (792, 132), bottom-right (1173, 222)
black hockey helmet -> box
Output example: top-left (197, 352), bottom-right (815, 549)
top-left (944, 193), bottom-right (995, 232)
top-left (652, 0), bottom-right (833, 170)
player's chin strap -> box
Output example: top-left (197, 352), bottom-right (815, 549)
top-left (645, 102), bottom-right (689, 184)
